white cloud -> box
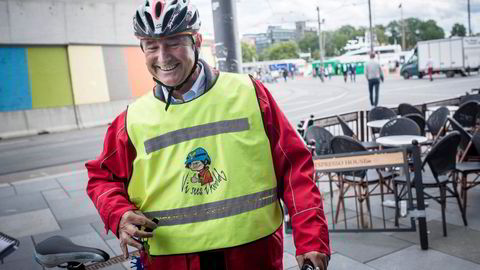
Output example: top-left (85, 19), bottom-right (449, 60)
top-left (194, 0), bottom-right (480, 37)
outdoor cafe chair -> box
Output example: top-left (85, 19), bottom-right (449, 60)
top-left (453, 100), bottom-right (479, 130)
top-left (448, 117), bottom-right (479, 162)
top-left (404, 114), bottom-right (426, 136)
top-left (368, 106), bottom-right (397, 138)
top-left (425, 106), bottom-right (449, 144)
top-left (330, 136), bottom-right (394, 227)
top-left (379, 117), bottom-right (421, 137)
top-left (455, 131), bottom-right (480, 221)
top-left (305, 126), bottom-right (334, 156)
top-left (398, 103), bottom-right (423, 117)
top-left (393, 131), bottom-right (467, 236)
top-left (459, 93), bottom-right (480, 105)
top-left (336, 115), bottom-right (379, 149)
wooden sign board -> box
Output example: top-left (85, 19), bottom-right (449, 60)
top-left (314, 151), bottom-right (406, 173)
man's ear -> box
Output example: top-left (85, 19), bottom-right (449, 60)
top-left (194, 33), bottom-right (203, 50)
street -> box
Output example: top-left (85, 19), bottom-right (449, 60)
top-left (1, 73), bottom-right (479, 177)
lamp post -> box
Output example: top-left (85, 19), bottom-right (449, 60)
top-left (367, 0), bottom-right (374, 55)
top-left (316, 7), bottom-right (324, 67)
top-left (399, 2), bottom-right (406, 50)
top-left (468, 0), bottom-right (472, 36)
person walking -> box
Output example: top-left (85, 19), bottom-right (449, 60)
top-left (85, 1), bottom-right (330, 270)
top-left (350, 63), bottom-right (356, 82)
top-left (342, 64), bottom-right (348, 83)
top-left (283, 68), bottom-right (288, 82)
top-left (365, 53), bottom-right (384, 107)
top-left (426, 57), bottom-right (434, 81)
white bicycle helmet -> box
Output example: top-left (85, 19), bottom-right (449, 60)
top-left (134, 0), bottom-right (201, 39)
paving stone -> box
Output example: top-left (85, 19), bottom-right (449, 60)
top-left (0, 183), bottom-right (15, 198)
top-left (0, 257), bottom-right (44, 270)
top-left (68, 189), bottom-right (89, 198)
top-left (328, 253), bottom-right (378, 270)
top-left (12, 177), bottom-right (60, 194)
top-left (91, 220), bottom-right (116, 240)
top-left (57, 214), bottom-right (102, 229)
top-left (0, 208), bottom-right (60, 238)
top-left (48, 196), bottom-right (98, 221)
top-left (105, 238), bottom-right (139, 256)
top-left (367, 245), bottom-right (480, 270)
top-left (3, 235), bottom-right (36, 263)
top-left (283, 251), bottom-right (298, 269)
top-left (283, 234), bottom-right (296, 255)
top-left (70, 231), bottom-right (116, 257)
top-left (33, 224), bottom-right (95, 243)
top-left (330, 231), bottom-right (412, 263)
top-left (392, 220), bottom-right (480, 264)
top-left (56, 171), bottom-right (88, 192)
top-left (42, 188), bottom-right (69, 202)
top-left (0, 192), bottom-right (47, 216)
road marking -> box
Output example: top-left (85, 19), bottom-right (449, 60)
top-left (284, 91), bottom-right (350, 114)
top-left (12, 169), bottom-right (87, 185)
top-left (0, 139), bottom-right (29, 146)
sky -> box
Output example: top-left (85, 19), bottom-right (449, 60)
top-left (194, 0), bottom-right (480, 38)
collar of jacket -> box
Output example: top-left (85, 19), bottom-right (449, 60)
top-left (153, 59), bottom-right (220, 103)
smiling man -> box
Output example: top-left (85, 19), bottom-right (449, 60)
top-left (86, 1), bottom-right (330, 269)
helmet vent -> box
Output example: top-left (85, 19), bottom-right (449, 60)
top-left (173, 8), bottom-right (187, 30)
top-left (162, 9), bottom-right (174, 31)
top-left (144, 11), bottom-right (154, 31)
top-left (154, 1), bottom-right (162, 19)
top-left (171, 0), bottom-right (178, 5)
top-left (190, 11), bottom-right (197, 25)
top-left (135, 12), bottom-right (146, 31)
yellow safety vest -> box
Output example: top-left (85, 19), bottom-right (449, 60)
top-left (126, 72), bottom-right (283, 255)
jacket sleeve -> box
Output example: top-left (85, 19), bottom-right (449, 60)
top-left (252, 79), bottom-right (331, 257)
top-left (85, 111), bottom-right (138, 236)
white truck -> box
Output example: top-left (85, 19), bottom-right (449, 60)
top-left (400, 37), bottom-right (480, 79)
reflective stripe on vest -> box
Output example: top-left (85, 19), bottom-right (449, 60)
top-left (126, 72), bottom-right (283, 255)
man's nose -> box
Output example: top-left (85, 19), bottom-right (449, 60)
top-left (152, 45), bottom-right (171, 61)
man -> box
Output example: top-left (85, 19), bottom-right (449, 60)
top-left (365, 53), bottom-right (384, 107)
top-left (85, 1), bottom-right (330, 270)
top-left (426, 57), bottom-right (434, 81)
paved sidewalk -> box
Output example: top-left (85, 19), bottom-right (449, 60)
top-left (1, 168), bottom-right (479, 270)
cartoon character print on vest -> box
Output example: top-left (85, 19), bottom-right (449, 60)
top-left (182, 147), bottom-right (227, 196)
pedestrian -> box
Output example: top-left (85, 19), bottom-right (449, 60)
top-left (85, 1), bottom-right (330, 270)
top-left (342, 64), bottom-right (348, 83)
top-left (365, 53), bottom-right (384, 107)
top-left (426, 57), bottom-right (434, 81)
top-left (328, 64), bottom-right (333, 80)
top-left (324, 66), bottom-right (329, 81)
top-left (350, 63), bottom-right (356, 82)
top-left (283, 68), bottom-right (288, 82)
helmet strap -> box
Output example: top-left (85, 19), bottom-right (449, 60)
top-left (153, 44), bottom-right (199, 111)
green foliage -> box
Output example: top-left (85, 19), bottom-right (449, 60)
top-left (451, 23), bottom-right (467, 37)
top-left (262, 41), bottom-right (299, 60)
top-left (241, 42), bottom-right (257, 62)
top-left (298, 33), bottom-right (319, 53)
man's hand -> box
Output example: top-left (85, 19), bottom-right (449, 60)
top-left (296, 251), bottom-right (329, 270)
top-left (118, 210), bottom-right (157, 259)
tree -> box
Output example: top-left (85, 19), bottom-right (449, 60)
top-left (298, 32), bottom-right (319, 53)
top-left (263, 41), bottom-right (299, 60)
top-left (419, 19), bottom-right (445, 41)
top-left (451, 23), bottom-right (467, 37)
top-left (386, 20), bottom-right (401, 45)
top-left (241, 42), bottom-right (257, 63)
top-left (375, 24), bottom-right (388, 45)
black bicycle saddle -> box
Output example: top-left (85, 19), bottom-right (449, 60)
top-left (34, 235), bottom-right (109, 268)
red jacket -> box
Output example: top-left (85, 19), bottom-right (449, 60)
top-left (86, 78), bottom-right (330, 269)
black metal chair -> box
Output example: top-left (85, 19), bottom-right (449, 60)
top-left (426, 106), bottom-right (449, 143)
top-left (393, 131), bottom-right (467, 236)
top-left (455, 131), bottom-right (480, 222)
top-left (368, 106), bottom-right (397, 138)
top-left (453, 100), bottom-right (479, 129)
top-left (305, 126), bottom-right (334, 156)
top-left (404, 113), bottom-right (426, 136)
top-left (379, 117), bottom-right (421, 137)
top-left (368, 106), bottom-right (397, 121)
top-left (398, 103), bottom-right (423, 117)
top-left (448, 117), bottom-right (479, 161)
top-left (336, 115), bottom-right (379, 149)
top-left (460, 93), bottom-right (480, 105)
top-left (330, 136), bottom-right (394, 227)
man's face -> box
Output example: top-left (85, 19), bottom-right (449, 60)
top-left (142, 34), bottom-right (199, 87)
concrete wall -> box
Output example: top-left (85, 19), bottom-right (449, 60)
top-left (0, 0), bottom-right (138, 45)
top-left (0, 99), bottom-right (133, 139)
